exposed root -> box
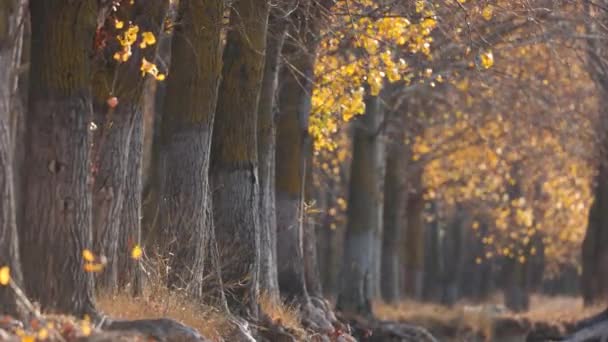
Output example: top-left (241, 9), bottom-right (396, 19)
top-left (556, 308), bottom-right (608, 342)
top-left (101, 317), bottom-right (209, 341)
top-left (337, 312), bottom-right (439, 342)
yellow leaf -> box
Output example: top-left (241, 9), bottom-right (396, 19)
top-left (141, 57), bottom-right (164, 81)
top-left (0, 266), bottom-right (10, 286)
top-left (82, 249), bottom-right (95, 262)
top-left (115, 20), bottom-right (124, 29)
top-left (84, 262), bottom-right (105, 273)
top-left (20, 336), bottom-right (35, 342)
top-left (37, 328), bottom-right (49, 339)
top-left (81, 320), bottom-right (92, 336)
top-left (139, 31), bottom-right (156, 49)
top-left (481, 5), bottom-right (493, 21)
top-left (480, 50), bottom-right (494, 69)
top-left (131, 245), bottom-right (143, 260)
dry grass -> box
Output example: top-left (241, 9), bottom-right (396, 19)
top-left (97, 285), bottom-right (232, 341)
top-left (373, 294), bottom-right (602, 341)
top-left (374, 299), bottom-right (495, 340)
top-left (520, 295), bottom-right (603, 323)
top-left (258, 293), bottom-right (309, 339)
top-left (98, 287), bottom-right (312, 341)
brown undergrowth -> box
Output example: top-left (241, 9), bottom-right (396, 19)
top-left (373, 295), bottom-right (600, 341)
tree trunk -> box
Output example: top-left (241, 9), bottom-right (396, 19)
top-left (381, 127), bottom-right (407, 304)
top-left (503, 258), bottom-right (530, 312)
top-left (441, 207), bottom-right (465, 306)
top-left (582, 163), bottom-right (608, 305)
top-left (0, 0), bottom-right (26, 317)
top-left (582, 1), bottom-right (608, 308)
top-left (423, 202), bottom-right (442, 302)
top-left (304, 151), bottom-right (324, 298)
top-left (257, 7), bottom-right (290, 301)
top-left (118, 106), bottom-right (144, 296)
top-left (141, 16), bottom-right (172, 246)
top-left (371, 134), bottom-right (386, 302)
top-left (211, 0), bottom-right (269, 316)
top-left (404, 186), bottom-right (425, 299)
top-left (336, 95), bottom-right (384, 316)
top-left (20, 0), bottom-right (98, 316)
top-left (91, 0), bottom-right (167, 290)
top-left (503, 163), bottom-right (530, 312)
top-left (317, 187), bottom-right (338, 296)
top-left (275, 47), bottom-right (313, 301)
top-left (158, 0), bottom-right (224, 298)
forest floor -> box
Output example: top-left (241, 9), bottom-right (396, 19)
top-left (96, 288), bottom-right (598, 341)
top-left (0, 289), bottom-right (597, 341)
top-left (373, 295), bottom-right (602, 341)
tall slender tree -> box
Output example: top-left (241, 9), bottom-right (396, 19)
top-left (274, 0), bottom-right (331, 308)
top-left (337, 94), bottom-right (385, 316)
top-left (91, 0), bottom-right (168, 291)
top-left (0, 0), bottom-right (26, 317)
top-left (381, 117), bottom-right (407, 304)
top-left (20, 0), bottom-right (98, 316)
top-left (211, 0), bottom-right (269, 316)
top-left (404, 173), bottom-right (425, 299)
top-left (158, 0), bottom-right (224, 297)
top-left (257, 1), bottom-right (295, 301)
top-left (582, 1), bottom-right (608, 305)
top-left (275, 31), bottom-right (314, 301)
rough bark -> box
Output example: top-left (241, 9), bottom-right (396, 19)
top-left (380, 125), bottom-right (407, 304)
top-left (404, 186), bottom-right (425, 299)
top-left (371, 129), bottom-right (386, 302)
top-left (582, 162), bottom-right (608, 305)
top-left (336, 95), bottom-right (384, 316)
top-left (0, 0), bottom-right (25, 317)
top-left (20, 0), bottom-right (98, 316)
top-left (275, 46), bottom-right (313, 301)
top-left (91, 0), bottom-right (167, 290)
top-left (211, 0), bottom-right (269, 316)
top-left (117, 106), bottom-right (144, 296)
top-left (141, 13), bottom-right (173, 246)
top-left (304, 152), bottom-right (324, 298)
top-left (159, 0), bottom-right (224, 297)
top-left (582, 0), bottom-right (608, 308)
top-left (257, 7), bottom-right (290, 301)
top-left (317, 187), bottom-right (338, 296)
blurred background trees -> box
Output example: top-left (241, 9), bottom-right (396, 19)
top-left (1, 0), bottom-right (608, 340)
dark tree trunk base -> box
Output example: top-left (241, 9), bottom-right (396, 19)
top-left (101, 317), bottom-right (210, 342)
top-left (336, 313), bottom-right (438, 342)
top-left (540, 308), bottom-right (608, 342)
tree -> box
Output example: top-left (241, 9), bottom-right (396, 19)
top-left (211, 0), bottom-right (269, 316)
top-left (0, 0), bottom-right (26, 317)
top-left (275, 20), bottom-right (316, 301)
top-left (582, 1), bottom-right (608, 305)
top-left (257, 1), bottom-right (294, 301)
top-left (91, 0), bottom-right (168, 291)
top-left (274, 3), bottom-right (340, 333)
top-left (336, 94), bottom-right (384, 316)
top-left (404, 171), bottom-right (425, 299)
top-left (381, 116), bottom-right (407, 303)
top-left (20, 0), bottom-right (98, 316)
top-left (158, 0), bottom-right (224, 298)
